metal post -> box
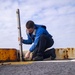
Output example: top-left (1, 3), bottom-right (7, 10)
top-left (16, 9), bottom-right (23, 61)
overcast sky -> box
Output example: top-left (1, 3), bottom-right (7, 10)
top-left (0, 0), bottom-right (75, 50)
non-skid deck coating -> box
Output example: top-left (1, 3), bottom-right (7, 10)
top-left (0, 60), bottom-right (75, 75)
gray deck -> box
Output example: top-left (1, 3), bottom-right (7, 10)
top-left (0, 60), bottom-right (75, 75)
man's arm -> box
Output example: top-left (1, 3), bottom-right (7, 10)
top-left (29, 27), bottom-right (45, 52)
top-left (22, 34), bottom-right (33, 44)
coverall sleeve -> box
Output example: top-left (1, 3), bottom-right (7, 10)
top-left (29, 28), bottom-right (45, 52)
top-left (22, 34), bottom-right (33, 44)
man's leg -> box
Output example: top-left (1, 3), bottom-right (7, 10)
top-left (32, 34), bottom-right (47, 61)
top-left (32, 34), bottom-right (56, 61)
top-left (37, 35), bottom-right (47, 56)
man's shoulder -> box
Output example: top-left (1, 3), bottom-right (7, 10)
top-left (35, 24), bottom-right (46, 29)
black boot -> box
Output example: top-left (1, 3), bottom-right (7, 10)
top-left (50, 48), bottom-right (56, 60)
top-left (43, 48), bottom-right (56, 60)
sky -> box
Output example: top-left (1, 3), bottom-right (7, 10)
top-left (0, 0), bottom-right (75, 50)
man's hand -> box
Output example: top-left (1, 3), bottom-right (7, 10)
top-left (18, 37), bottom-right (23, 42)
top-left (24, 51), bottom-right (31, 59)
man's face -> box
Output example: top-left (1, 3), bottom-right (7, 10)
top-left (26, 28), bottom-right (34, 33)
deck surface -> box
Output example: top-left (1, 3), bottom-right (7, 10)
top-left (0, 60), bottom-right (75, 75)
